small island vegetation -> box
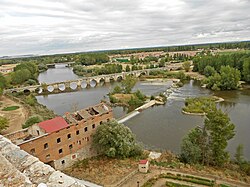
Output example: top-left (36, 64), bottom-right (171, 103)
top-left (182, 96), bottom-right (223, 115)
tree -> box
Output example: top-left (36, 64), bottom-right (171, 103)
top-left (0, 116), bottom-right (9, 133)
top-left (205, 108), bottom-right (235, 166)
top-left (182, 61), bottom-right (191, 72)
top-left (0, 73), bottom-right (7, 90)
top-left (125, 65), bottom-right (130, 72)
top-left (11, 69), bottom-right (31, 85)
top-left (235, 144), bottom-right (244, 165)
top-left (22, 115), bottom-right (43, 129)
top-left (180, 127), bottom-right (203, 164)
top-left (112, 85), bottom-right (122, 94)
top-left (93, 120), bottom-right (142, 158)
top-left (243, 58), bottom-right (250, 82)
top-left (220, 66), bottom-right (241, 90)
top-left (204, 66), bottom-right (216, 77)
top-left (121, 75), bottom-right (137, 94)
top-left (181, 100), bottom-right (235, 167)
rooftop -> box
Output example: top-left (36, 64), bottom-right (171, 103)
top-left (65, 103), bottom-right (111, 123)
top-left (139, 160), bottom-right (148, 164)
top-left (38, 117), bottom-right (69, 133)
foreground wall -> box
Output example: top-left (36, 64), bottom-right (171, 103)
top-left (0, 135), bottom-right (86, 187)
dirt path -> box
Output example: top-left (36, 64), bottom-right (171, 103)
top-left (0, 96), bottom-right (29, 134)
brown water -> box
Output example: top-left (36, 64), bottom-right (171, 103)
top-left (37, 64), bottom-right (250, 159)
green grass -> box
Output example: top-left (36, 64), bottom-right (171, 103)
top-left (2, 105), bottom-right (20, 111)
top-left (219, 184), bottom-right (230, 187)
top-left (182, 96), bottom-right (217, 114)
top-left (165, 181), bottom-right (192, 187)
top-left (160, 173), bottom-right (215, 186)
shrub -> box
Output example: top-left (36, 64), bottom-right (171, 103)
top-left (22, 115), bottom-right (43, 129)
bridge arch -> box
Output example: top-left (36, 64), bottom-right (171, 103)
top-left (99, 78), bottom-right (105, 86)
top-left (23, 89), bottom-right (31, 95)
top-left (47, 85), bottom-right (54, 92)
top-left (81, 80), bottom-right (88, 88)
top-left (70, 82), bottom-right (77, 90)
top-left (90, 79), bottom-right (97, 87)
top-left (116, 75), bottom-right (123, 82)
top-left (58, 83), bottom-right (66, 91)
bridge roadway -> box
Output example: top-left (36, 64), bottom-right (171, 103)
top-left (5, 66), bottom-right (180, 95)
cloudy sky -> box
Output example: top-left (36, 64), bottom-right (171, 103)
top-left (0, 0), bottom-right (250, 56)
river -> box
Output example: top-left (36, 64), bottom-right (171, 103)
top-left (37, 64), bottom-right (250, 159)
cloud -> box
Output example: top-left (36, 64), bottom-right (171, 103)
top-left (0, 0), bottom-right (249, 56)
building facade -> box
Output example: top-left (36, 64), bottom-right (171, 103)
top-left (12, 103), bottom-right (113, 170)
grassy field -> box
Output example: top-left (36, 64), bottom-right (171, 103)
top-left (2, 106), bottom-right (20, 111)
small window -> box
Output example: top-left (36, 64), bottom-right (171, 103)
top-left (92, 124), bottom-right (95, 129)
top-left (72, 154), bottom-right (76, 159)
top-left (76, 123), bottom-right (78, 126)
top-left (46, 154), bottom-right (50, 159)
top-left (107, 118), bottom-right (110, 122)
top-left (84, 127), bottom-right (88, 132)
top-left (78, 140), bottom-right (82, 145)
top-left (66, 126), bottom-right (70, 129)
top-left (44, 143), bottom-right (48, 149)
top-left (67, 134), bottom-right (71, 139)
top-left (69, 144), bottom-right (73, 149)
top-left (100, 121), bottom-right (103, 125)
top-left (86, 137), bottom-right (89, 142)
top-left (57, 138), bottom-right (61, 143)
top-left (61, 160), bottom-right (65, 165)
top-left (59, 148), bottom-right (63, 154)
top-left (76, 130), bottom-right (79, 135)
top-left (30, 148), bottom-right (35, 155)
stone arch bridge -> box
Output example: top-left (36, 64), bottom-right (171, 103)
top-left (5, 67), bottom-right (177, 95)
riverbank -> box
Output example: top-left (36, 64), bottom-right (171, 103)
top-left (6, 93), bottom-right (56, 123)
top-left (0, 96), bottom-right (29, 134)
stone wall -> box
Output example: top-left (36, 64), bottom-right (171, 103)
top-left (0, 135), bottom-right (86, 187)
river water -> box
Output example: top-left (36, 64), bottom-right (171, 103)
top-left (37, 64), bottom-right (250, 159)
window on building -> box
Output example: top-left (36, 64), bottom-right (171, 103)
top-left (86, 137), bottom-right (89, 142)
top-left (72, 154), bottom-right (76, 159)
top-left (36, 130), bottom-right (40, 135)
top-left (78, 140), bottom-right (81, 145)
top-left (30, 148), bottom-right (35, 155)
top-left (76, 123), bottom-right (78, 126)
top-left (92, 124), bottom-right (95, 129)
top-left (76, 130), bottom-right (79, 135)
top-left (100, 121), bottom-right (103, 125)
top-left (107, 118), bottom-right (110, 122)
top-left (44, 143), bottom-right (48, 149)
top-left (61, 160), bottom-right (65, 165)
top-left (67, 133), bottom-right (71, 139)
top-left (46, 154), bottom-right (50, 159)
top-left (59, 148), bottom-right (63, 154)
top-left (69, 144), bottom-right (73, 150)
top-left (57, 138), bottom-right (61, 143)
top-left (84, 127), bottom-right (88, 132)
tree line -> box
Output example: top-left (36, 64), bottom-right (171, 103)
top-left (193, 52), bottom-right (250, 90)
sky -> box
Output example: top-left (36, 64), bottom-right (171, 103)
top-left (0, 0), bottom-right (250, 56)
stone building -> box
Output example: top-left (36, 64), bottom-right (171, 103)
top-left (138, 160), bottom-right (149, 173)
top-left (6, 103), bottom-right (113, 170)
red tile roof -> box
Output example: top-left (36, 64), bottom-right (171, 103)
top-left (37, 117), bottom-right (69, 133)
top-left (139, 160), bottom-right (148, 164)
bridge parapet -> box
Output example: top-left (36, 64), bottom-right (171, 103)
top-left (5, 67), bottom-right (174, 95)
